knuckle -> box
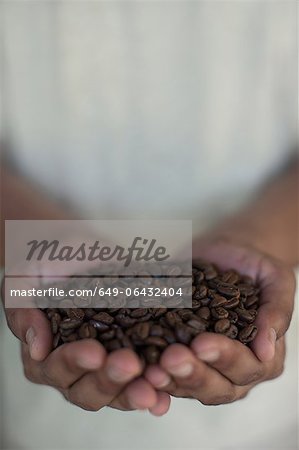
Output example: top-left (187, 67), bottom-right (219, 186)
top-left (200, 389), bottom-right (237, 406)
top-left (236, 368), bottom-right (265, 386)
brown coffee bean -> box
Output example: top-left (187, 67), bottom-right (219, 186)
top-left (78, 323), bottom-right (97, 339)
top-left (150, 324), bottom-right (164, 337)
top-left (68, 308), bottom-right (85, 320)
top-left (196, 306), bottom-right (211, 320)
top-left (210, 295), bottom-right (228, 308)
top-left (237, 284), bottom-right (256, 297)
top-left (223, 296), bottom-right (240, 309)
top-left (238, 325), bottom-right (258, 343)
top-left (224, 324), bottom-right (239, 339)
top-left (175, 324), bottom-right (192, 344)
top-left (187, 318), bottom-right (207, 332)
top-left (221, 271), bottom-right (240, 285)
top-left (145, 336), bottom-right (168, 348)
top-left (214, 318), bottom-right (231, 333)
top-left (88, 320), bottom-right (110, 333)
top-left (134, 322), bottom-right (150, 339)
top-left (143, 346), bottom-right (160, 364)
top-left (51, 313), bottom-right (61, 335)
top-left (211, 307), bottom-right (229, 320)
top-left (53, 332), bottom-right (61, 348)
top-left (100, 329), bottom-right (115, 341)
top-left (59, 318), bottom-right (82, 330)
top-left (216, 282), bottom-right (240, 298)
top-left (92, 312), bottom-right (114, 324)
top-left (42, 259), bottom-right (260, 365)
top-left (130, 308), bottom-right (149, 318)
top-left (235, 308), bottom-right (257, 323)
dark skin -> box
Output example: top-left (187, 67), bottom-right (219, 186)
top-left (1, 157), bottom-right (298, 412)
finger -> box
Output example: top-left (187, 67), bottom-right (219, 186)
top-left (114, 377), bottom-right (158, 411)
top-left (148, 391), bottom-right (171, 416)
top-left (159, 344), bottom-right (241, 405)
top-left (67, 349), bottom-right (145, 411)
top-left (191, 332), bottom-right (273, 386)
top-left (6, 307), bottom-right (52, 361)
top-left (21, 339), bottom-right (105, 388)
top-left (252, 264), bottom-right (295, 362)
top-left (144, 364), bottom-right (174, 390)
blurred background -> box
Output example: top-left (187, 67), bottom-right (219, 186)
top-left (0, 1), bottom-right (298, 449)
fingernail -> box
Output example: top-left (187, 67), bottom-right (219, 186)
top-left (196, 349), bottom-right (220, 363)
top-left (168, 362), bottom-right (193, 377)
top-left (26, 327), bottom-right (36, 358)
top-left (155, 374), bottom-right (171, 388)
top-left (107, 366), bottom-right (133, 383)
top-left (76, 355), bottom-right (101, 370)
top-left (269, 328), bottom-right (277, 346)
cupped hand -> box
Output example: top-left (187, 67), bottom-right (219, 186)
top-left (3, 298), bottom-right (170, 416)
top-left (145, 236), bottom-right (295, 405)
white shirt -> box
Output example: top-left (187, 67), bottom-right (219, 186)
top-left (1, 1), bottom-right (298, 449)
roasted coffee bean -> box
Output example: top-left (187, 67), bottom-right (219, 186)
top-left (50, 313), bottom-right (61, 334)
top-left (92, 312), bottom-right (114, 324)
top-left (238, 284), bottom-right (256, 297)
top-left (224, 296), bottom-right (240, 309)
top-left (214, 318), bottom-right (231, 333)
top-left (130, 308), bottom-right (149, 318)
top-left (134, 322), bottom-right (150, 340)
top-left (224, 324), bottom-right (239, 339)
top-left (211, 307), bottom-right (229, 320)
top-left (245, 295), bottom-right (259, 308)
top-left (145, 336), bottom-right (168, 349)
top-left (78, 323), bottom-right (97, 339)
top-left (165, 311), bottom-right (180, 327)
top-left (196, 306), bottom-right (211, 320)
top-left (235, 308), bottom-right (257, 323)
top-left (216, 282), bottom-right (240, 298)
top-left (42, 260), bottom-right (261, 367)
top-left (210, 295), bottom-right (228, 308)
top-left (143, 346), bottom-right (160, 364)
top-left (175, 324), bottom-right (192, 344)
top-left (100, 329), bottom-right (115, 341)
top-left (53, 332), bottom-right (61, 348)
top-left (89, 320), bottom-right (110, 333)
top-left (163, 328), bottom-right (177, 344)
top-left (59, 318), bottom-right (82, 330)
top-left (68, 308), bottom-right (85, 320)
top-left (150, 324), bottom-right (164, 337)
top-left (187, 318), bottom-right (207, 332)
top-left (238, 325), bottom-right (258, 343)
top-left (221, 270), bottom-right (240, 285)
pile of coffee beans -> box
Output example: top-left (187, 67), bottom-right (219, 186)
top-left (42, 260), bottom-right (260, 364)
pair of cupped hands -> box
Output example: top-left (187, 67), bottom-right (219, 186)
top-left (3, 236), bottom-right (295, 416)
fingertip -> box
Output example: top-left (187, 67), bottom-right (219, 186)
top-left (144, 365), bottom-right (171, 388)
top-left (251, 327), bottom-right (276, 362)
top-left (126, 379), bottom-right (158, 410)
top-left (148, 392), bottom-right (171, 416)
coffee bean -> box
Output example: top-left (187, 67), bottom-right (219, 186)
top-left (42, 260), bottom-right (261, 367)
top-left (214, 318), bottom-right (231, 333)
top-left (175, 324), bottom-right (192, 344)
top-left (143, 345), bottom-right (160, 364)
top-left (238, 325), bottom-right (258, 343)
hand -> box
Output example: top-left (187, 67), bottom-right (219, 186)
top-left (3, 303), bottom-right (170, 415)
top-left (145, 236), bottom-right (295, 405)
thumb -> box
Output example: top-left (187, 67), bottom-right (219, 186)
top-left (5, 307), bottom-right (53, 361)
top-left (250, 267), bottom-right (295, 362)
